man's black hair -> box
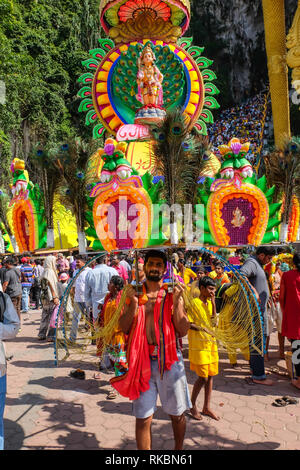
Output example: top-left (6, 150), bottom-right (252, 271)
top-left (199, 276), bottom-right (217, 289)
top-left (96, 254), bottom-right (107, 264)
top-left (110, 275), bottom-right (124, 292)
top-left (256, 246), bottom-right (276, 256)
top-left (76, 254), bottom-right (87, 262)
top-left (4, 257), bottom-right (15, 266)
top-left (196, 266), bottom-right (206, 274)
top-left (293, 253), bottom-right (300, 272)
top-left (144, 250), bottom-right (167, 268)
top-left (214, 262), bottom-right (224, 269)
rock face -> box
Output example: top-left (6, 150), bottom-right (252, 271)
top-left (188, 0), bottom-right (297, 107)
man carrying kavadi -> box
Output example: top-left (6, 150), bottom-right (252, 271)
top-left (111, 250), bottom-right (191, 450)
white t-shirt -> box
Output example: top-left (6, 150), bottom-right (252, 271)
top-left (84, 264), bottom-right (118, 319)
top-left (74, 267), bottom-right (92, 303)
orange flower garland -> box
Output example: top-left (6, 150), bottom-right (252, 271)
top-left (207, 183), bottom-right (269, 246)
top-left (12, 199), bottom-right (39, 252)
top-left (92, 181), bottom-right (153, 252)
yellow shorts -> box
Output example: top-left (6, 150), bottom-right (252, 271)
top-left (190, 361), bottom-right (218, 378)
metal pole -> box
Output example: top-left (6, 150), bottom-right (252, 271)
top-left (57, 221), bottom-right (63, 249)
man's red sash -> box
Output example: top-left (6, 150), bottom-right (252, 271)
top-left (110, 285), bottom-right (178, 400)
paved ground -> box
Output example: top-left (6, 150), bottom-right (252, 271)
top-left (2, 308), bottom-right (300, 451)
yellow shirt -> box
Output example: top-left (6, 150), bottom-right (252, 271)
top-left (183, 267), bottom-right (197, 285)
top-left (187, 298), bottom-right (218, 365)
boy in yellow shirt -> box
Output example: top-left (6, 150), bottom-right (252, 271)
top-left (188, 276), bottom-right (220, 421)
top-left (209, 262), bottom-right (230, 289)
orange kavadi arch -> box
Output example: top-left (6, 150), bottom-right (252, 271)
top-left (92, 176), bottom-right (153, 252)
top-left (12, 199), bottom-right (39, 252)
top-left (207, 183), bottom-right (269, 247)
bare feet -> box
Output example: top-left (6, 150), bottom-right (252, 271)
top-left (202, 408), bottom-right (220, 421)
top-left (189, 406), bottom-right (203, 421)
top-left (291, 379), bottom-right (300, 390)
top-left (252, 378), bottom-right (274, 386)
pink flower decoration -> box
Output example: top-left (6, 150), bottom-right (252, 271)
top-left (104, 143), bottom-right (115, 155)
top-left (230, 141), bottom-right (242, 155)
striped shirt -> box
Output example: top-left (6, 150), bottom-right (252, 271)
top-left (20, 264), bottom-right (34, 287)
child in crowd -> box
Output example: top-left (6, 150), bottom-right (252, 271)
top-left (96, 276), bottom-right (128, 399)
top-left (57, 273), bottom-right (73, 321)
top-left (209, 262), bottom-right (230, 289)
top-left (188, 276), bottom-right (220, 421)
top-left (177, 259), bottom-right (197, 286)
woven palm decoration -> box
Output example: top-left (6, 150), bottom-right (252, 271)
top-left (54, 247), bottom-right (264, 367)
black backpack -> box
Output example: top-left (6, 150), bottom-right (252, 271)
top-left (0, 292), bottom-right (6, 323)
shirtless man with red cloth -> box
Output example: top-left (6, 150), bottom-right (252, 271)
top-left (112, 250), bottom-right (191, 450)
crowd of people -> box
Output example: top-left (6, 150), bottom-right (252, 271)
top-left (0, 245), bottom-right (300, 450)
top-left (209, 92), bottom-right (270, 164)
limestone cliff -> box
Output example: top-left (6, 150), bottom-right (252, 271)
top-left (188, 0), bottom-right (297, 108)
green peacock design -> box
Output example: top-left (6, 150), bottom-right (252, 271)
top-left (112, 42), bottom-right (185, 116)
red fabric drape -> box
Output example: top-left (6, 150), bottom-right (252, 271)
top-left (111, 285), bottom-right (178, 400)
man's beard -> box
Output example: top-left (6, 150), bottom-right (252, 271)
top-left (145, 270), bottom-right (163, 282)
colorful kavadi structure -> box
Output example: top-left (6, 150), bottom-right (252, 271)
top-left (5, 0), bottom-right (300, 251)
top-left (76, 0), bottom-right (298, 249)
top-left (9, 159), bottom-right (47, 252)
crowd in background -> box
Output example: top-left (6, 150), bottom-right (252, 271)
top-left (209, 91), bottom-right (270, 164)
top-left (1, 244), bottom-right (300, 450)
top-left (0, 245), bottom-right (297, 365)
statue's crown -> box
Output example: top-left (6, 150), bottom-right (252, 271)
top-left (142, 44), bottom-right (154, 56)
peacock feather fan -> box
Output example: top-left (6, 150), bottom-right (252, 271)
top-left (150, 108), bottom-right (209, 208)
top-left (55, 138), bottom-right (99, 234)
top-left (149, 108), bottom-right (210, 243)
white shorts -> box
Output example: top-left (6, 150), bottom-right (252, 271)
top-left (132, 351), bottom-right (191, 419)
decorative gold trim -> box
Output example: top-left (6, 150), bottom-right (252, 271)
top-left (109, 13), bottom-right (182, 44)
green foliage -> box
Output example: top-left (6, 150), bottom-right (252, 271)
top-left (55, 137), bottom-right (99, 232)
top-left (0, 0), bottom-right (101, 165)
